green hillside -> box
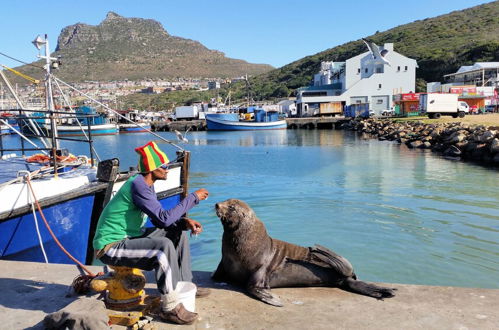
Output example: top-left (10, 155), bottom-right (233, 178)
top-left (245, 1), bottom-right (499, 100)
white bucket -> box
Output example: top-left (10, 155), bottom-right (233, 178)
top-left (176, 281), bottom-right (196, 312)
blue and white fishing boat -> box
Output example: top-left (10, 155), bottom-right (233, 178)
top-left (0, 35), bottom-right (190, 265)
top-left (206, 109), bottom-right (287, 131)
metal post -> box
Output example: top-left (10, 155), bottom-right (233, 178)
top-left (87, 119), bottom-right (94, 167)
top-left (49, 112), bottom-right (57, 177)
top-left (0, 128), bottom-right (3, 157)
top-left (18, 109), bottom-right (25, 155)
top-left (178, 150), bottom-right (190, 199)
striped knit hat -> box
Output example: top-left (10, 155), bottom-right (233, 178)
top-left (135, 141), bottom-right (170, 173)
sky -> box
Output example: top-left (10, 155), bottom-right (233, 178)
top-left (0, 0), bottom-right (495, 70)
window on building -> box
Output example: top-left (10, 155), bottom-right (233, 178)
top-left (302, 91), bottom-right (328, 97)
top-left (365, 68), bottom-right (368, 73)
top-left (404, 66), bottom-right (408, 71)
top-left (378, 84), bottom-right (382, 89)
top-left (376, 99), bottom-right (383, 104)
top-left (357, 68), bottom-right (360, 74)
top-left (397, 66), bottom-right (400, 71)
top-left (376, 67), bottom-right (383, 73)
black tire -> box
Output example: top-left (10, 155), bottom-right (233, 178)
top-left (458, 111), bottom-right (465, 118)
top-left (452, 113), bottom-right (458, 118)
top-left (434, 113), bottom-right (441, 119)
top-left (428, 113), bottom-right (434, 119)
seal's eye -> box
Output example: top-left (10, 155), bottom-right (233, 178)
top-left (228, 205), bottom-right (236, 212)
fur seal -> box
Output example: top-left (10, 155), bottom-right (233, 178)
top-left (212, 199), bottom-right (396, 306)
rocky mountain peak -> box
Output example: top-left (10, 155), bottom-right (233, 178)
top-left (105, 11), bottom-right (123, 21)
top-left (33, 12), bottom-right (273, 81)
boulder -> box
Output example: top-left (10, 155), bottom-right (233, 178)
top-left (409, 140), bottom-right (423, 149)
top-left (490, 138), bottom-right (499, 154)
top-left (443, 145), bottom-right (462, 157)
top-left (479, 130), bottom-right (497, 143)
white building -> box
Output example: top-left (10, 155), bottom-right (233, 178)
top-left (208, 81), bottom-right (221, 90)
top-left (277, 99), bottom-right (297, 117)
top-left (296, 42), bottom-right (417, 116)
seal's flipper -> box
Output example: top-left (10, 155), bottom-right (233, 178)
top-left (343, 277), bottom-right (396, 299)
top-left (310, 245), bottom-right (354, 277)
top-left (211, 262), bottom-right (228, 282)
top-left (248, 287), bottom-right (283, 307)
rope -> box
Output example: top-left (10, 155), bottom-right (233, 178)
top-left (0, 51), bottom-right (44, 69)
top-left (24, 174), bottom-right (96, 277)
top-left (52, 78), bottom-right (101, 162)
top-left (0, 118), bottom-right (48, 154)
top-left (26, 179), bottom-right (49, 263)
top-left (53, 76), bottom-right (184, 151)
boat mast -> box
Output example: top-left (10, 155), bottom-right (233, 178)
top-left (33, 34), bottom-right (59, 150)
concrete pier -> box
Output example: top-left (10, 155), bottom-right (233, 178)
top-left (151, 117), bottom-right (350, 132)
top-left (2, 260), bottom-right (497, 329)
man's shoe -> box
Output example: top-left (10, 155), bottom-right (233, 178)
top-left (160, 303), bottom-right (198, 325)
top-left (196, 286), bottom-right (211, 298)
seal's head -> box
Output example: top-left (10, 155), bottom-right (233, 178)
top-left (215, 199), bottom-right (256, 229)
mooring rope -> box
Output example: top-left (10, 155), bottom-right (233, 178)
top-left (24, 174), bottom-right (96, 276)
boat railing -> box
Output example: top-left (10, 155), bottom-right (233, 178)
top-left (0, 108), bottom-right (100, 168)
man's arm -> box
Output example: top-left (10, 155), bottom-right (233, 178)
top-left (131, 177), bottom-right (199, 228)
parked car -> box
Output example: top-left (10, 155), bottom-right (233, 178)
top-left (485, 105), bottom-right (497, 113)
top-left (381, 109), bottom-right (395, 116)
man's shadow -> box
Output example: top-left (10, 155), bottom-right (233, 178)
top-left (0, 277), bottom-right (85, 329)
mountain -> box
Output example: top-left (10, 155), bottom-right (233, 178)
top-left (247, 1), bottom-right (499, 99)
top-left (14, 12), bottom-right (273, 82)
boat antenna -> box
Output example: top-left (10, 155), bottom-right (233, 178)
top-left (52, 76), bottom-right (184, 151)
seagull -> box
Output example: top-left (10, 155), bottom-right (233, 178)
top-left (174, 128), bottom-right (190, 143)
top-left (362, 38), bottom-right (390, 66)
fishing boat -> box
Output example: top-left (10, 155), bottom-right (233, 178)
top-left (39, 106), bottom-right (119, 136)
top-left (119, 123), bottom-right (151, 133)
top-left (206, 109), bottom-right (287, 131)
top-left (0, 35), bottom-right (190, 265)
top-left (118, 110), bottom-right (151, 133)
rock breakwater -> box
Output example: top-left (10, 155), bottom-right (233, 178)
top-left (343, 118), bottom-right (499, 165)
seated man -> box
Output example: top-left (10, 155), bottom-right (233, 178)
top-left (93, 141), bottom-right (209, 325)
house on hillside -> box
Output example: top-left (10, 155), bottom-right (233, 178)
top-left (295, 42), bottom-right (417, 116)
top-left (443, 62), bottom-right (499, 87)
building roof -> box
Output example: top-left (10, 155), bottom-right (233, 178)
top-left (446, 62), bottom-right (499, 76)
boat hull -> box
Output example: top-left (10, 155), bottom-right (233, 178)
top-left (206, 117), bottom-right (287, 130)
top-left (0, 192), bottom-right (183, 264)
top-left (119, 124), bottom-right (151, 133)
top-left (0, 195), bottom-right (96, 264)
top-left (56, 124), bottom-right (119, 136)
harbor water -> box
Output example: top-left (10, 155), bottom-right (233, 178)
top-left (3, 129), bottom-right (498, 289)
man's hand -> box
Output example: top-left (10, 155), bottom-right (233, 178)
top-left (184, 217), bottom-right (203, 236)
top-left (194, 188), bottom-right (209, 201)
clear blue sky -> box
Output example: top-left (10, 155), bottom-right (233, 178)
top-left (0, 0), bottom-right (494, 69)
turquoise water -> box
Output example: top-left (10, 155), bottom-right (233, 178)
top-left (3, 130), bottom-right (498, 288)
